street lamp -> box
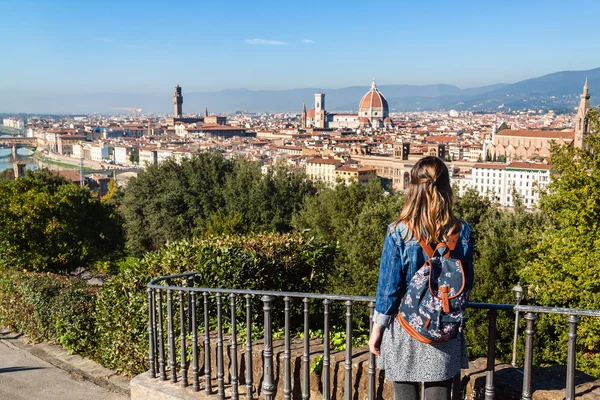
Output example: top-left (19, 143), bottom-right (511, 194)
top-left (511, 282), bottom-right (525, 367)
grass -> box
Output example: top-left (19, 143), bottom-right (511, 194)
top-left (33, 151), bottom-right (94, 172)
top-left (0, 126), bottom-right (23, 136)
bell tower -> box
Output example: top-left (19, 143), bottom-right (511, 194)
top-left (574, 79), bottom-right (591, 149)
top-left (301, 104), bottom-right (307, 129)
top-left (314, 92), bottom-right (326, 129)
top-left (173, 84), bottom-right (183, 118)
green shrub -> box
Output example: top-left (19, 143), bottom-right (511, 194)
top-left (93, 232), bottom-right (335, 376)
top-left (95, 258), bottom-right (151, 375)
top-left (0, 169), bottom-right (124, 274)
top-left (0, 271), bottom-right (98, 357)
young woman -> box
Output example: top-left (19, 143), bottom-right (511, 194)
top-left (368, 156), bottom-right (474, 400)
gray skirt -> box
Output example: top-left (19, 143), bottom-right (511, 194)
top-left (377, 317), bottom-right (469, 382)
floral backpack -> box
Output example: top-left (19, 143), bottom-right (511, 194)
top-left (397, 229), bottom-right (469, 344)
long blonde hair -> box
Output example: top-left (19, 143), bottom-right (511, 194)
top-left (395, 156), bottom-right (460, 244)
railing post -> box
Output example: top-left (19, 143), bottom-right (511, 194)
top-left (323, 299), bottom-right (332, 400)
top-left (262, 296), bottom-right (275, 400)
top-left (157, 289), bottom-right (166, 381)
top-left (216, 292), bottom-right (225, 399)
top-left (368, 302), bottom-right (376, 400)
top-left (521, 312), bottom-right (537, 400)
top-left (283, 296), bottom-right (292, 400)
top-left (485, 308), bottom-right (497, 400)
top-left (245, 294), bottom-right (253, 400)
top-left (203, 292), bottom-right (212, 394)
top-left (187, 276), bottom-right (194, 332)
top-left (147, 288), bottom-right (156, 378)
top-left (230, 294), bottom-right (239, 400)
top-left (512, 306), bottom-right (520, 367)
top-left (302, 298), bottom-right (310, 400)
top-left (344, 301), bottom-right (353, 400)
top-left (191, 291), bottom-right (200, 392)
top-left (180, 290), bottom-right (188, 387)
top-left (566, 315), bottom-right (580, 400)
top-left (167, 289), bottom-right (177, 383)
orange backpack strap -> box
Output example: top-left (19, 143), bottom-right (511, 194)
top-left (446, 231), bottom-right (460, 251)
top-left (418, 237), bottom-right (435, 258)
top-left (437, 231), bottom-right (460, 258)
top-left (421, 231), bottom-right (460, 258)
top-left (406, 220), bottom-right (461, 258)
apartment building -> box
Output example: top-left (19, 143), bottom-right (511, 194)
top-left (471, 162), bottom-right (551, 208)
top-left (335, 165), bottom-right (378, 186)
top-left (305, 157), bottom-right (342, 186)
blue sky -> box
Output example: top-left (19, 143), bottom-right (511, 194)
top-left (2, 0), bottom-right (600, 94)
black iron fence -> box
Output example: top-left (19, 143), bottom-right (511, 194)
top-left (147, 271), bottom-right (600, 400)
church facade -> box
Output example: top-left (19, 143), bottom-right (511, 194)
top-left (301, 80), bottom-right (393, 130)
top-left (485, 80), bottom-right (591, 161)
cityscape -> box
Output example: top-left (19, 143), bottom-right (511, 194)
top-left (1, 1), bottom-right (600, 400)
top-left (0, 76), bottom-right (593, 209)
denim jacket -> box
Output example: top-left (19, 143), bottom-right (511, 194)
top-left (373, 220), bottom-right (474, 327)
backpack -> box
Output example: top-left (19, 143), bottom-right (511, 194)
top-left (397, 228), bottom-right (469, 344)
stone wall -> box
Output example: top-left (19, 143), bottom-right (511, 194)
top-left (137, 333), bottom-right (600, 399)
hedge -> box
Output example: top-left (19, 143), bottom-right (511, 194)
top-left (0, 271), bottom-right (98, 358)
top-left (0, 232), bottom-right (336, 376)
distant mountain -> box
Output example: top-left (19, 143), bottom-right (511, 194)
top-left (449, 67), bottom-right (600, 111)
top-left (1, 68), bottom-right (598, 114)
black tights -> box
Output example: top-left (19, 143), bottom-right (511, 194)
top-left (393, 378), bottom-right (453, 400)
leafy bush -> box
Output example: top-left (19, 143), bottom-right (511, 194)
top-left (0, 169), bottom-right (124, 274)
top-left (0, 271), bottom-right (98, 358)
top-left (95, 258), bottom-right (151, 375)
top-left (93, 232), bottom-right (335, 375)
top-left (143, 232), bottom-right (335, 293)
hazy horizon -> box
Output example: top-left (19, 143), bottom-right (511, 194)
top-left (3, 0), bottom-right (600, 96)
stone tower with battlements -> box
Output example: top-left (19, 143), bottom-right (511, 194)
top-left (173, 84), bottom-right (183, 118)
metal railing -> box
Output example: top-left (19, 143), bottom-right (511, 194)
top-left (147, 272), bottom-right (600, 400)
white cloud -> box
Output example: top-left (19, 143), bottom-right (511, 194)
top-left (302, 39), bottom-right (315, 43)
top-left (245, 38), bottom-right (288, 45)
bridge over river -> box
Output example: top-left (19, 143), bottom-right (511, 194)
top-left (0, 137), bottom-right (37, 157)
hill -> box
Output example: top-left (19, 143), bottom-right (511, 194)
top-left (1, 68), bottom-right (598, 114)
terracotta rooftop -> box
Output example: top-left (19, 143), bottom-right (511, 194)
top-left (306, 157), bottom-right (340, 165)
top-left (336, 165), bottom-right (377, 172)
top-left (496, 129), bottom-right (574, 140)
top-left (507, 162), bottom-right (552, 170)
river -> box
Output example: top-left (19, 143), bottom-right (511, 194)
top-left (0, 148), bottom-right (40, 172)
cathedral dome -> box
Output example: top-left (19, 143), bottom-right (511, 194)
top-left (358, 80), bottom-right (389, 124)
top-left (358, 81), bottom-right (389, 113)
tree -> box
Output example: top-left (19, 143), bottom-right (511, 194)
top-left (0, 169), bottom-right (124, 274)
top-left (121, 152), bottom-right (232, 255)
top-left (463, 198), bottom-right (550, 360)
top-left (219, 159), bottom-right (316, 234)
top-left (293, 180), bottom-right (404, 297)
top-left (0, 168), bottom-right (14, 181)
top-left (520, 107), bottom-right (600, 376)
